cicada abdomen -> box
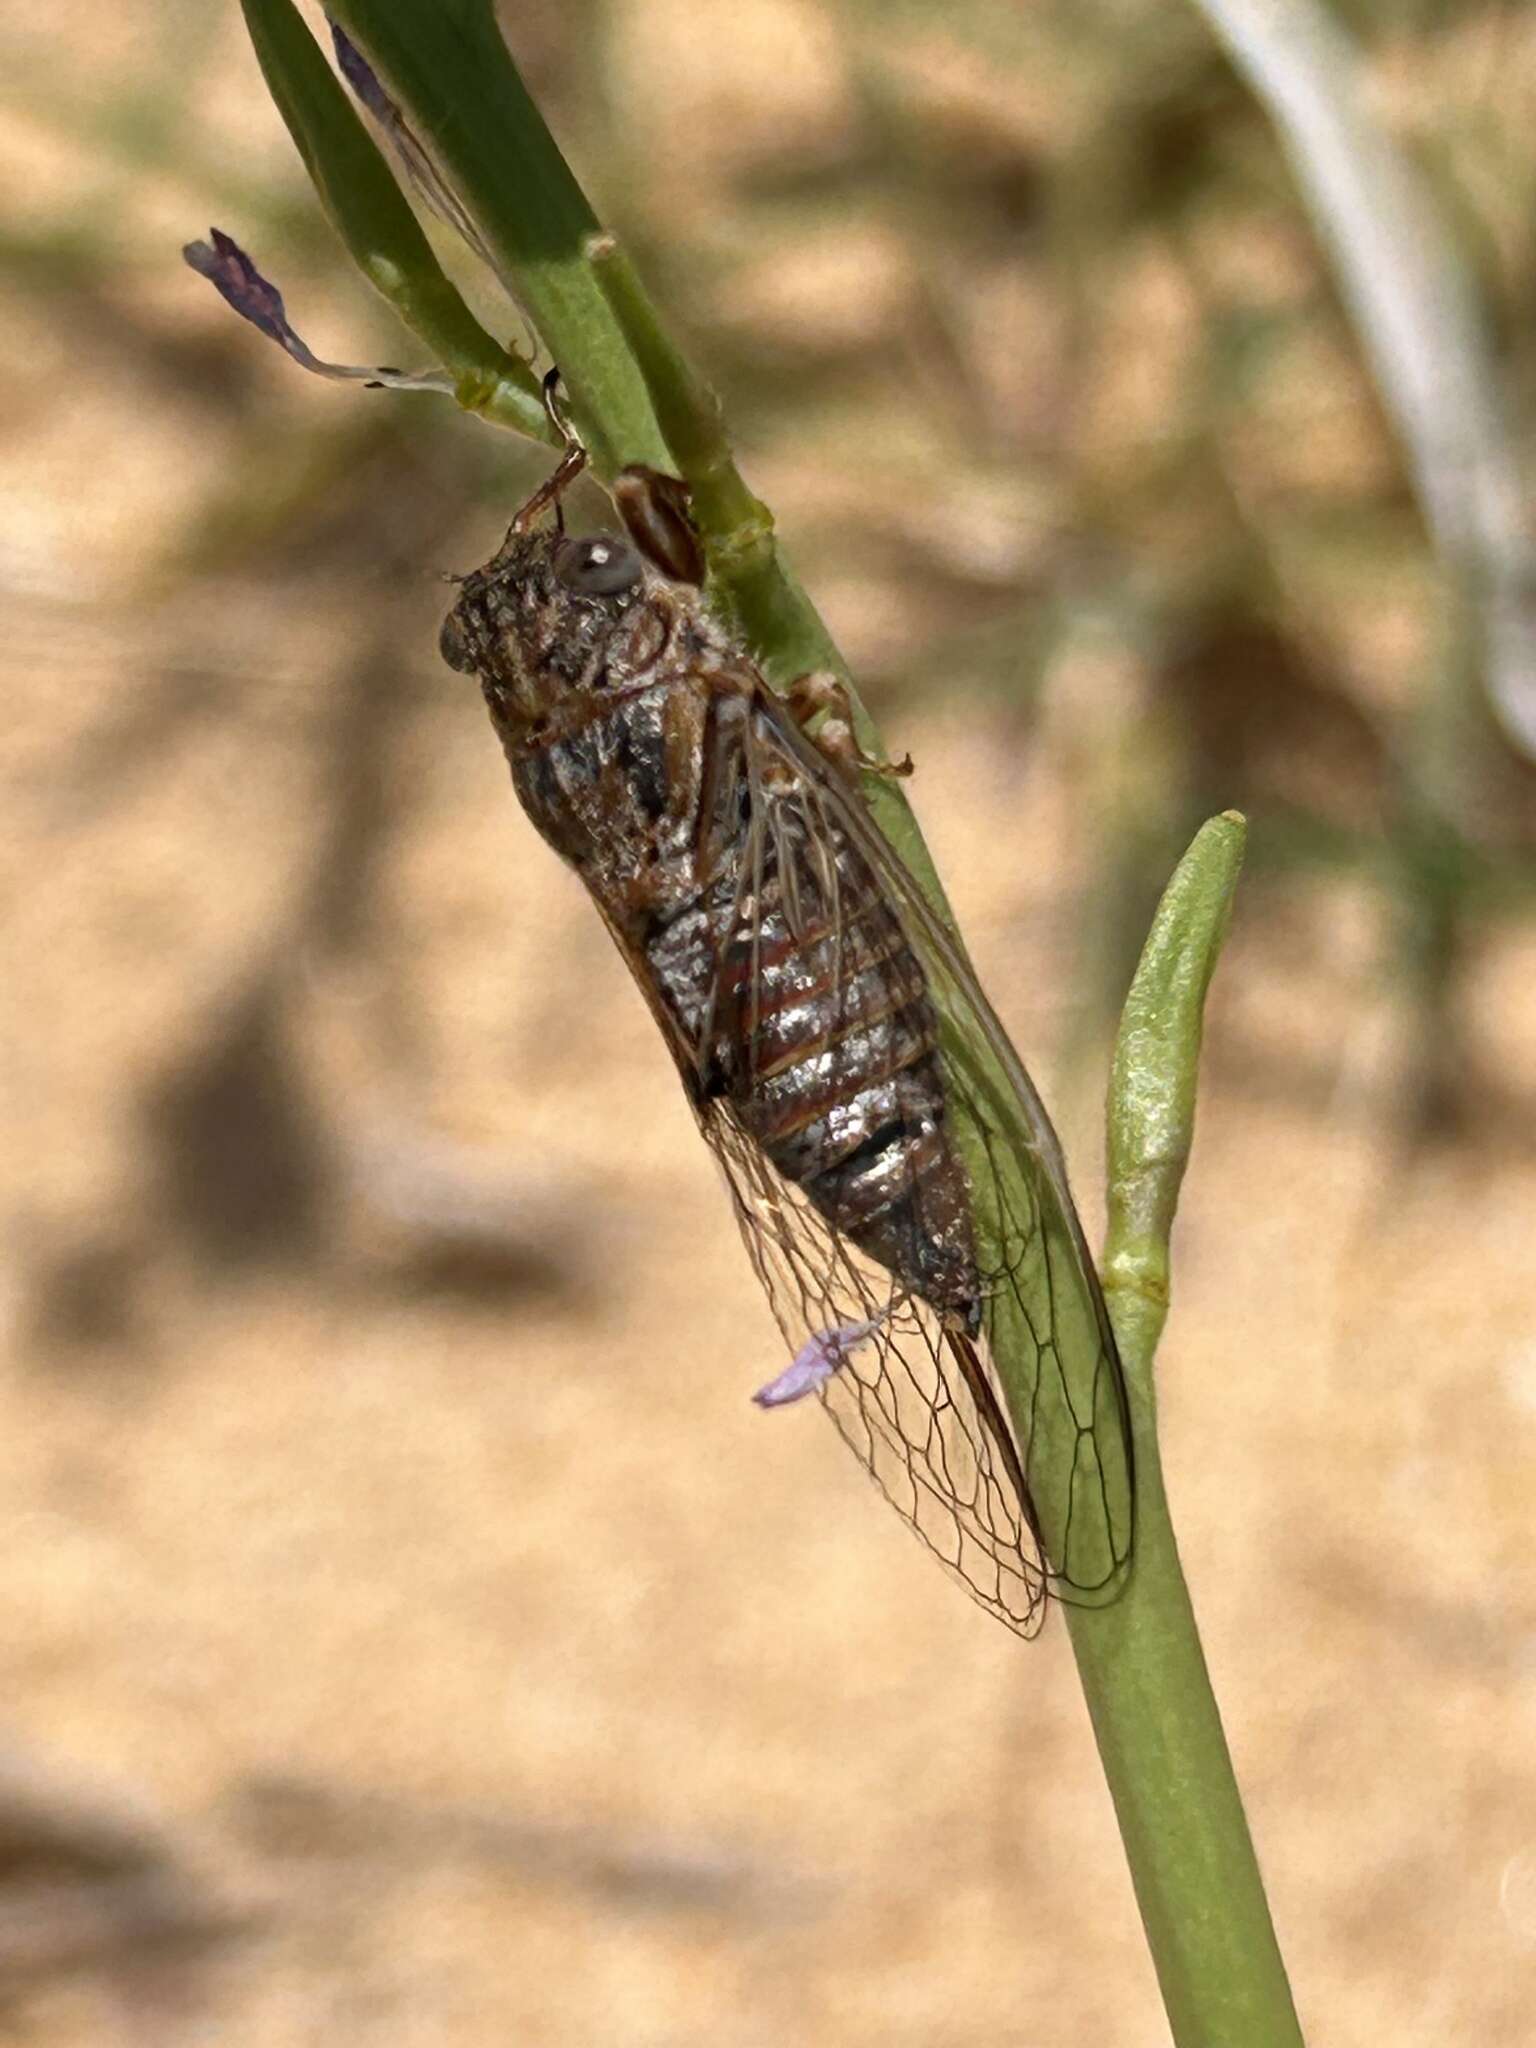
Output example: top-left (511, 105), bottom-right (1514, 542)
top-left (653, 715), bottom-right (983, 1332)
top-left (440, 452), bottom-right (1133, 1634)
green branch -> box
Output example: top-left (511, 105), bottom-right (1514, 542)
top-left (213, 10), bottom-right (1303, 2042)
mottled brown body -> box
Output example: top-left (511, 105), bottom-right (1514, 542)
top-left (440, 521), bottom-right (981, 1325)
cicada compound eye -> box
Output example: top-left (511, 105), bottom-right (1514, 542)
top-left (552, 533), bottom-right (644, 598)
top-left (439, 605), bottom-right (477, 675)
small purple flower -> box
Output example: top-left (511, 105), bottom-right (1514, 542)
top-left (182, 228), bottom-right (453, 396)
top-left (182, 227), bottom-right (298, 356)
top-left (752, 1318), bottom-right (884, 1408)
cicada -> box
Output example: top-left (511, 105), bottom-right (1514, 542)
top-left (441, 445), bottom-right (1133, 1634)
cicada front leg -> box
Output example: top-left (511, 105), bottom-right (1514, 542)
top-left (784, 671), bottom-right (914, 785)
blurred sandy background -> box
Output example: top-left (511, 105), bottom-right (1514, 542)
top-left (3, 2), bottom-right (1536, 2042)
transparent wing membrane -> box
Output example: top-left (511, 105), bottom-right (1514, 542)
top-left (702, 1094), bottom-right (1051, 1633)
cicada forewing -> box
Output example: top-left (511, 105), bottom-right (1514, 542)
top-left (686, 691), bottom-right (1134, 1635)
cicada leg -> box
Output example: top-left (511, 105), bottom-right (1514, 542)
top-left (507, 448), bottom-right (587, 541)
top-left (784, 671), bottom-right (914, 783)
top-left (498, 370), bottom-right (588, 546)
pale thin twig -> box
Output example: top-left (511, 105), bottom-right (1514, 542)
top-left (1191, 0), bottom-right (1536, 756)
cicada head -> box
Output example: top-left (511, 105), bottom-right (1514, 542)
top-left (440, 524), bottom-right (668, 738)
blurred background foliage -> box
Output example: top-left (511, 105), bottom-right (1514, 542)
top-left (3, 2), bottom-right (1536, 2043)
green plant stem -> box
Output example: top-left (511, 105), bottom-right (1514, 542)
top-left (1074, 812), bottom-right (1303, 2048)
top-left (231, 13), bottom-right (1302, 2040)
top-left (1066, 1430), bottom-right (1302, 2047)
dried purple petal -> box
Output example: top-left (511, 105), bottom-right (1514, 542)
top-left (182, 228), bottom-right (453, 396)
top-left (328, 20), bottom-right (394, 125)
top-left (752, 1319), bottom-right (883, 1409)
top-left (183, 227), bottom-right (298, 355)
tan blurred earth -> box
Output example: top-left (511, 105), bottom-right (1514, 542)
top-left (2, 4), bottom-right (1535, 2044)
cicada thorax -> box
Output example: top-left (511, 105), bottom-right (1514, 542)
top-left (443, 521), bottom-right (982, 1332)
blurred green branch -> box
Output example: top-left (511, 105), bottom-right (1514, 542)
top-left (1186, 0), bottom-right (1536, 1141)
top-left (1189, 0), bottom-right (1536, 760)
